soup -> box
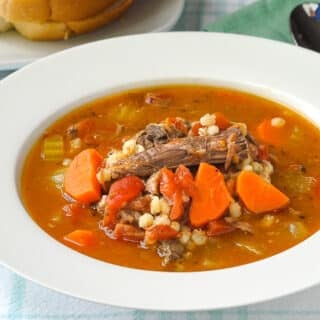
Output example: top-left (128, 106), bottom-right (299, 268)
top-left (21, 85), bottom-right (320, 271)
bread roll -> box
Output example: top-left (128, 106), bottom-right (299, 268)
top-left (0, 0), bottom-right (51, 22)
top-left (0, 0), bottom-right (133, 40)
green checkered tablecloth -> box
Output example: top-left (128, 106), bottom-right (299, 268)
top-left (2, 0), bottom-right (320, 319)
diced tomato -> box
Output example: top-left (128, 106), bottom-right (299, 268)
top-left (214, 112), bottom-right (230, 130)
top-left (175, 165), bottom-right (196, 197)
top-left (145, 225), bottom-right (178, 245)
top-left (107, 176), bottom-right (145, 211)
top-left (258, 144), bottom-right (269, 161)
top-left (103, 176), bottom-right (145, 227)
top-left (191, 122), bottom-right (203, 136)
top-left (207, 220), bottom-right (235, 237)
top-left (160, 166), bottom-right (196, 221)
top-left (159, 167), bottom-right (177, 198)
top-left (165, 117), bottom-right (189, 135)
top-left (170, 191), bottom-right (184, 220)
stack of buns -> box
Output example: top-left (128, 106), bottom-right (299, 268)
top-left (0, 0), bottom-right (133, 40)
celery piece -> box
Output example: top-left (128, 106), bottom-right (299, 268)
top-left (110, 103), bottom-right (141, 124)
top-left (41, 135), bottom-right (64, 161)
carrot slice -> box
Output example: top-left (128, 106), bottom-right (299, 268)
top-left (237, 171), bottom-right (289, 214)
top-left (256, 118), bottom-right (291, 146)
top-left (64, 229), bottom-right (97, 247)
top-left (64, 149), bottom-right (103, 204)
top-left (103, 175), bottom-right (144, 227)
top-left (190, 163), bottom-right (232, 227)
top-left (214, 112), bottom-right (230, 130)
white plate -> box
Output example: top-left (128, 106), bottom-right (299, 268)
top-left (0, 0), bottom-right (185, 70)
top-left (1, 32), bottom-right (320, 311)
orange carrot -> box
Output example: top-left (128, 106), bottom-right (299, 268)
top-left (103, 175), bottom-right (144, 227)
top-left (237, 171), bottom-right (289, 214)
top-left (207, 219), bottom-right (235, 237)
top-left (145, 225), bottom-right (178, 245)
top-left (113, 223), bottom-right (145, 243)
top-left (214, 112), bottom-right (230, 130)
top-left (256, 118), bottom-right (291, 146)
top-left (64, 229), bottom-right (97, 247)
top-left (64, 149), bottom-right (103, 204)
top-left (190, 163), bottom-right (231, 227)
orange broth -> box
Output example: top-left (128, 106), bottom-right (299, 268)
top-left (21, 85), bottom-right (320, 271)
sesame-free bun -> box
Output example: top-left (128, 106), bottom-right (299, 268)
top-left (0, 0), bottom-right (133, 40)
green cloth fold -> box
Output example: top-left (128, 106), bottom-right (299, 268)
top-left (204, 0), bottom-right (304, 43)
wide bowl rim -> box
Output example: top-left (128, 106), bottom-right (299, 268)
top-left (1, 32), bottom-right (320, 311)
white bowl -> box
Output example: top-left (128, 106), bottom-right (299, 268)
top-left (0, 32), bottom-right (320, 311)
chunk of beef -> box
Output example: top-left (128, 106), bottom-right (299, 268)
top-left (125, 195), bottom-right (152, 212)
top-left (118, 210), bottom-right (141, 225)
top-left (107, 127), bottom-right (250, 178)
top-left (157, 240), bottom-right (185, 266)
top-left (136, 124), bottom-right (169, 149)
top-left (136, 119), bottom-right (190, 149)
